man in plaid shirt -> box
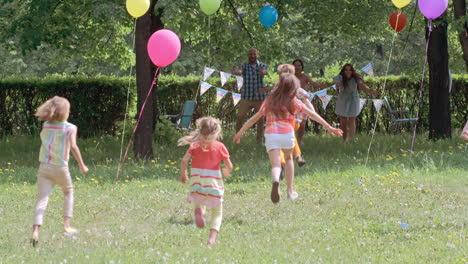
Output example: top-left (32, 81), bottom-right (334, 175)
top-left (231, 48), bottom-right (267, 142)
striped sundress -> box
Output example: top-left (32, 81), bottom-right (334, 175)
top-left (39, 121), bottom-right (76, 167)
top-left (186, 141), bottom-right (230, 209)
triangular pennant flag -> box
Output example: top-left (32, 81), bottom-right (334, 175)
top-left (216, 88), bottom-right (229, 103)
top-left (358, 98), bottom-right (367, 114)
top-left (199, 81), bottom-right (212, 96)
top-left (307, 92), bottom-right (316, 100)
top-left (220, 72), bottom-right (232, 87)
top-left (361, 63), bottom-right (374, 77)
top-left (331, 84), bottom-right (337, 90)
top-left (315, 89), bottom-right (327, 98)
top-left (236, 76), bottom-right (243, 91)
top-left (320, 95), bottom-right (333, 110)
top-left (373, 99), bottom-right (384, 113)
top-left (203, 67), bottom-right (216, 80)
top-left (232, 92), bottom-right (241, 106)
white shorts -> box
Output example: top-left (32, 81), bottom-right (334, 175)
top-left (264, 132), bottom-right (295, 152)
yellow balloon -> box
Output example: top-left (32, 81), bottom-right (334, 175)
top-left (126, 0), bottom-right (150, 18)
top-left (391, 0), bottom-right (411, 9)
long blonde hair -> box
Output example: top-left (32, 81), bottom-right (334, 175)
top-left (177, 117), bottom-right (222, 146)
top-left (35, 96), bottom-right (70, 122)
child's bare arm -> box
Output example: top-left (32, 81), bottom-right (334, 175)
top-left (233, 111), bottom-right (263, 143)
top-left (69, 127), bottom-right (88, 174)
top-left (222, 158), bottom-right (233, 177)
top-left (180, 152), bottom-right (191, 184)
top-left (302, 107), bottom-right (343, 136)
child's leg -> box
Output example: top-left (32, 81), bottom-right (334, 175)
top-left (267, 149), bottom-right (282, 203)
top-left (54, 166), bottom-right (75, 231)
top-left (194, 204), bottom-right (206, 228)
top-left (340, 116), bottom-right (348, 141)
top-left (296, 122), bottom-right (306, 145)
top-left (267, 149), bottom-right (282, 182)
top-left (282, 148), bottom-right (297, 199)
top-left (207, 205), bottom-right (222, 245)
top-left (33, 170), bottom-right (54, 227)
top-left (348, 117), bottom-right (356, 141)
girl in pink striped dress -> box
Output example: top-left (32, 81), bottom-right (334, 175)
top-left (179, 117), bottom-right (233, 245)
top-left (31, 96), bottom-right (88, 247)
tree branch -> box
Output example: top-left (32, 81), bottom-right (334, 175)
top-left (226, 0), bottom-right (256, 47)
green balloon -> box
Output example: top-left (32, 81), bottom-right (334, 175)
top-left (199, 0), bottom-right (221, 16)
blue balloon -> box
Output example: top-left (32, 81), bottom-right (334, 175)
top-left (259, 5), bottom-right (278, 28)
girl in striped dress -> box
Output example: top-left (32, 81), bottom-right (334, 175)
top-left (179, 117), bottom-right (233, 245)
top-left (31, 96), bottom-right (88, 247)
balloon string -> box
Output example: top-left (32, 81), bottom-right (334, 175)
top-left (410, 19), bottom-right (432, 158)
top-left (364, 17), bottom-right (399, 166)
top-left (119, 18), bottom-right (137, 164)
top-left (116, 67), bottom-right (161, 181)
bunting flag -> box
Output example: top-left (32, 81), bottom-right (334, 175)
top-left (203, 67), bottom-right (216, 80)
top-left (361, 63), bottom-right (374, 77)
top-left (372, 99), bottom-right (384, 113)
top-left (314, 89), bottom-right (327, 98)
top-left (359, 98), bottom-right (367, 114)
top-left (320, 95), bottom-right (333, 110)
top-left (220, 72), bottom-right (232, 87)
top-left (232, 92), bottom-right (241, 106)
top-left (308, 92), bottom-right (316, 100)
top-left (331, 84), bottom-right (337, 90)
top-left (216, 88), bottom-right (229, 103)
top-left (199, 81), bottom-right (212, 96)
top-left (236, 76), bottom-right (244, 90)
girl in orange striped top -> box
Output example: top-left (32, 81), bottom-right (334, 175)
top-left (179, 117), bottom-right (233, 245)
top-left (234, 74), bottom-right (342, 204)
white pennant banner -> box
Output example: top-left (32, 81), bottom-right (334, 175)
top-left (236, 76), bottom-right (244, 91)
top-left (358, 98), bottom-right (367, 114)
top-left (373, 99), bottom-right (384, 113)
top-left (199, 81), bottom-right (212, 96)
top-left (321, 95), bottom-right (333, 110)
top-left (220, 72), bottom-right (232, 87)
top-left (232, 92), bottom-right (241, 106)
top-left (203, 67), bottom-right (216, 80)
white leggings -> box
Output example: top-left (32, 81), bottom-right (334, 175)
top-left (33, 163), bottom-right (74, 226)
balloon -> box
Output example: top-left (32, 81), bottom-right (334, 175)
top-left (389, 12), bottom-right (407, 32)
top-left (391, 0), bottom-right (411, 9)
top-left (418, 0), bottom-right (448, 19)
top-left (199, 0), bottom-right (221, 15)
top-left (259, 5), bottom-right (278, 28)
top-left (126, 0), bottom-right (150, 18)
top-left (147, 29), bottom-right (181, 67)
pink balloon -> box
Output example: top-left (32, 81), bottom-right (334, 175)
top-left (418, 0), bottom-right (448, 20)
top-left (147, 29), bottom-right (181, 67)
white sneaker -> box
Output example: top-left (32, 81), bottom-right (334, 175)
top-left (288, 191), bottom-right (298, 200)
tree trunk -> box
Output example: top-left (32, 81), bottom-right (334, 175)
top-left (134, 1), bottom-right (164, 159)
top-left (453, 0), bottom-right (468, 72)
top-left (427, 16), bottom-right (451, 140)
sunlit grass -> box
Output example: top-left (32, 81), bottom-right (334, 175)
top-left (0, 132), bottom-right (466, 262)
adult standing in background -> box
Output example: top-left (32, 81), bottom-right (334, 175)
top-left (292, 59), bottom-right (328, 145)
top-left (231, 48), bottom-right (268, 143)
top-left (334, 63), bottom-right (379, 142)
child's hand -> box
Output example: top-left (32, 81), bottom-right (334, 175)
top-left (179, 174), bottom-right (188, 184)
top-left (327, 126), bottom-right (343, 137)
top-left (222, 168), bottom-right (231, 178)
top-left (80, 165), bottom-right (89, 175)
top-left (233, 133), bottom-right (242, 144)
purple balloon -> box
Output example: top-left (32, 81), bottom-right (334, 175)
top-left (418, 0), bottom-right (448, 19)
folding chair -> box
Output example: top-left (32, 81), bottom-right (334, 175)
top-left (383, 96), bottom-right (418, 131)
top-left (165, 100), bottom-right (197, 129)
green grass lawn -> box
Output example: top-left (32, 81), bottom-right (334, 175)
top-left (0, 132), bottom-right (466, 263)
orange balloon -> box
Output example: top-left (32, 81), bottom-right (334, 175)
top-left (389, 11), bottom-right (407, 32)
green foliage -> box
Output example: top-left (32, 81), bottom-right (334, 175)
top-left (0, 75), bottom-right (135, 137)
top-left (154, 116), bottom-right (182, 144)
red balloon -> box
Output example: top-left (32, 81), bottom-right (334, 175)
top-left (389, 11), bottom-right (407, 32)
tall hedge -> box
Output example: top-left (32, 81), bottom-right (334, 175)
top-left (0, 74), bottom-right (466, 137)
top-left (0, 75), bottom-right (133, 137)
